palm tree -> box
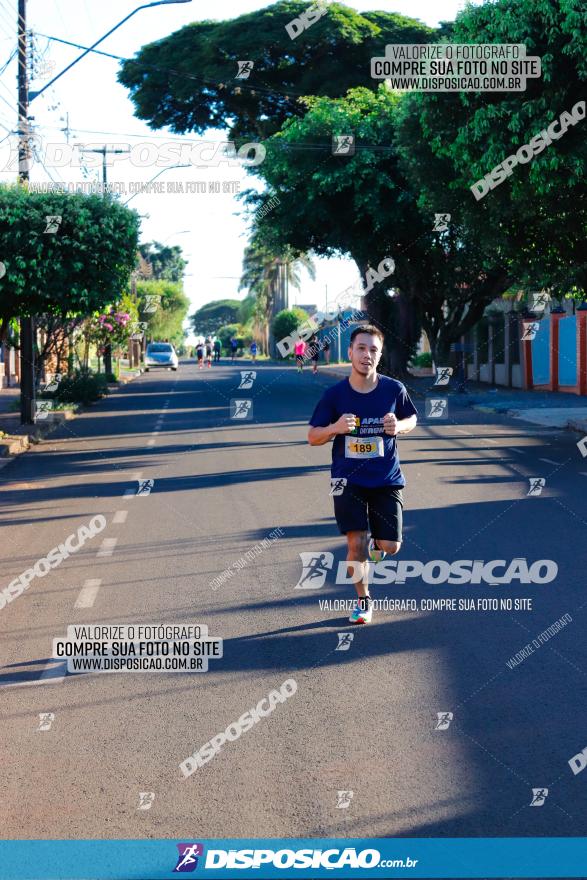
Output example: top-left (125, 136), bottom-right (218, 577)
top-left (239, 238), bottom-right (315, 353)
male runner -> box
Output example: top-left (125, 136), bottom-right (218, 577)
top-left (307, 334), bottom-right (320, 375)
top-left (308, 326), bottom-right (417, 624)
top-left (196, 341), bottom-right (204, 369)
top-left (205, 337), bottom-right (213, 368)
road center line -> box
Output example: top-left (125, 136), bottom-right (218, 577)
top-left (74, 579), bottom-right (102, 609)
top-left (96, 538), bottom-right (118, 557)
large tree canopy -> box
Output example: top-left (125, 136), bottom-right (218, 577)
top-left (191, 299), bottom-right (242, 336)
top-left (117, 1), bottom-right (435, 140)
top-left (245, 86), bottom-right (512, 365)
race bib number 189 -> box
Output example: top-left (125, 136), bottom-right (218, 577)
top-left (344, 435), bottom-right (384, 459)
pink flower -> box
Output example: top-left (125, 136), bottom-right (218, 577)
top-left (104, 322), bottom-right (113, 332)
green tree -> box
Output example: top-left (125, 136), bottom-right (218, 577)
top-left (394, 0), bottom-right (587, 295)
top-left (243, 87), bottom-right (423, 371)
top-left (247, 85), bottom-right (518, 367)
top-left (138, 241), bottom-right (187, 282)
top-left (272, 307), bottom-right (312, 354)
top-left (137, 279), bottom-right (190, 345)
top-left (0, 185), bottom-right (140, 340)
top-left (217, 323), bottom-right (241, 353)
top-left (191, 299), bottom-right (242, 336)
top-left (239, 236), bottom-right (315, 353)
top-left (117, 1), bottom-right (435, 141)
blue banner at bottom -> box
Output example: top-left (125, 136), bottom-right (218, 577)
top-left (0, 838), bottom-right (585, 879)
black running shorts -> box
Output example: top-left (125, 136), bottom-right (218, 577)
top-left (333, 484), bottom-right (403, 542)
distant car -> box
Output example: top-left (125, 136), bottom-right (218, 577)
top-left (145, 342), bottom-right (178, 371)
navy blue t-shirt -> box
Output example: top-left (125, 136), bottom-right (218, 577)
top-left (309, 375), bottom-right (418, 488)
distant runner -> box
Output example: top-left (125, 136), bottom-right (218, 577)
top-left (230, 337), bottom-right (238, 363)
top-left (205, 338), bottom-right (213, 369)
top-left (213, 339), bottom-right (221, 362)
top-left (323, 338), bottom-right (331, 365)
top-left (294, 339), bottom-right (306, 372)
top-left (307, 334), bottom-right (320, 375)
top-left (250, 341), bottom-right (258, 363)
top-left (308, 326), bottom-right (418, 624)
top-left (196, 342), bottom-right (204, 369)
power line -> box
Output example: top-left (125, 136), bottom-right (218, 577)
top-left (0, 45), bottom-right (17, 74)
top-left (36, 32), bottom-right (308, 111)
top-left (50, 0), bottom-right (67, 32)
top-left (0, 83), bottom-right (15, 115)
top-left (0, 1), bottom-right (16, 41)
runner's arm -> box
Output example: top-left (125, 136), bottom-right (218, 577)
top-left (383, 412), bottom-right (417, 436)
top-left (308, 424), bottom-right (338, 445)
top-left (308, 413), bottom-right (356, 446)
top-left (397, 414), bottom-right (417, 434)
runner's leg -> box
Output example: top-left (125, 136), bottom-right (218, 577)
top-left (346, 531), bottom-right (370, 599)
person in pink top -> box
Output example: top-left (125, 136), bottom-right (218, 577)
top-left (294, 339), bottom-right (306, 372)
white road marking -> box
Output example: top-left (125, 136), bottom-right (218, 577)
top-left (579, 472), bottom-right (587, 477)
top-left (96, 538), bottom-right (118, 557)
top-left (454, 429), bottom-right (471, 435)
top-left (147, 438), bottom-right (156, 446)
top-left (539, 458), bottom-right (559, 465)
top-left (74, 579), bottom-right (102, 608)
top-left (112, 510), bottom-right (128, 524)
top-left (485, 438), bottom-right (499, 444)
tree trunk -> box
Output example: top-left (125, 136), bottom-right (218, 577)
top-left (365, 287), bottom-right (420, 379)
top-left (104, 343), bottom-right (113, 377)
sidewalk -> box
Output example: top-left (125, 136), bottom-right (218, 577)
top-left (454, 383), bottom-right (587, 432)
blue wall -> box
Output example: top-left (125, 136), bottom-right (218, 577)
top-left (531, 319), bottom-right (550, 386)
top-left (558, 316), bottom-right (577, 386)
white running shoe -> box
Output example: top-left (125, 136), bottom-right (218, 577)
top-left (349, 599), bottom-right (373, 625)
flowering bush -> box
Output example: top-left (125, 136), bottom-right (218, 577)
top-left (95, 310), bottom-right (132, 353)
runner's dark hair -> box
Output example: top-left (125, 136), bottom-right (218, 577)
top-left (350, 325), bottom-right (384, 345)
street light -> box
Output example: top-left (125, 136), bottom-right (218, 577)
top-left (161, 230), bottom-right (190, 243)
top-left (122, 164), bottom-right (191, 206)
top-left (29, 1), bottom-right (193, 102)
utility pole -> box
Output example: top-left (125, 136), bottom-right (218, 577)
top-left (78, 146), bottom-right (130, 377)
top-left (18, 0), bottom-right (36, 424)
top-left (78, 146), bottom-right (130, 193)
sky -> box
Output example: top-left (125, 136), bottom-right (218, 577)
top-left (0, 0), bottom-right (474, 336)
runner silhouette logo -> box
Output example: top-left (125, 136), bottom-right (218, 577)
top-left (295, 552), bottom-right (334, 589)
top-left (174, 843), bottom-right (204, 872)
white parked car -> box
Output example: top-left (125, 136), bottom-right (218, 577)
top-left (145, 342), bottom-right (179, 371)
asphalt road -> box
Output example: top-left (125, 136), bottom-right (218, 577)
top-left (1, 359), bottom-right (586, 840)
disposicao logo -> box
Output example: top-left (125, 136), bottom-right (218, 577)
top-left (174, 843), bottom-right (204, 872)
